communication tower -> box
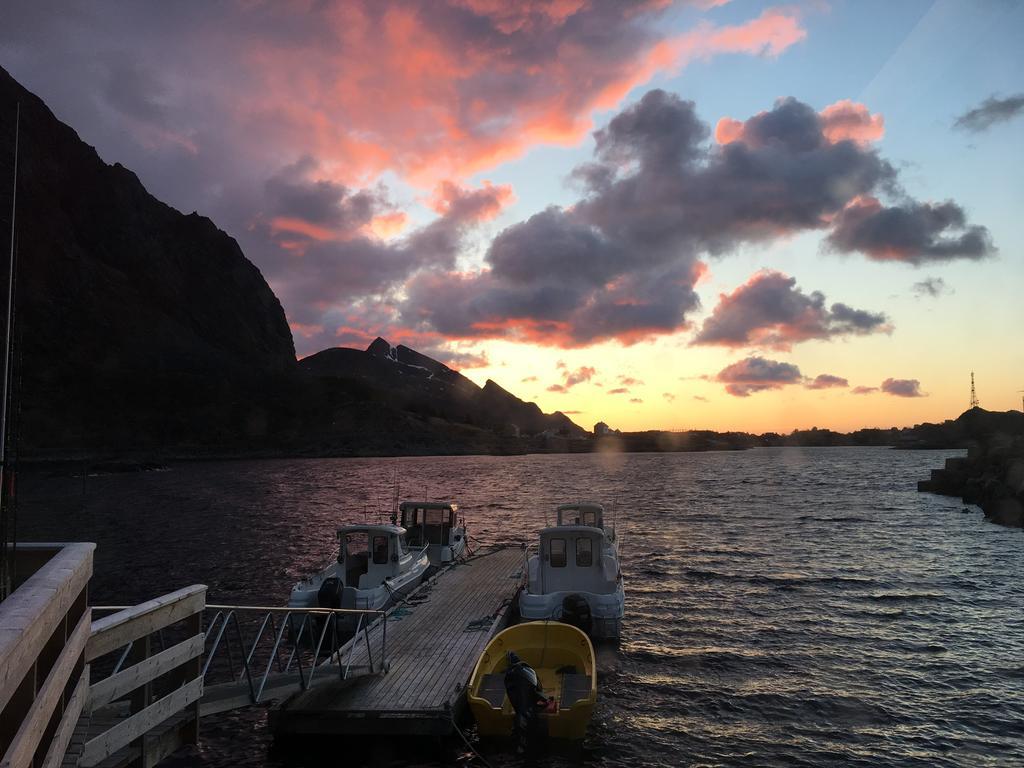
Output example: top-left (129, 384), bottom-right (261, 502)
top-left (969, 371), bottom-right (979, 409)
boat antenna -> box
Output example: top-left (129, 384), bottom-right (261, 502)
top-left (391, 463), bottom-right (399, 525)
top-left (1, 102), bottom-right (20, 600)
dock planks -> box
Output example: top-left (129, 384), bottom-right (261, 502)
top-left (270, 546), bottom-right (526, 736)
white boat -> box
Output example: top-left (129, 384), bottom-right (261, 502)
top-left (288, 524), bottom-right (429, 623)
top-left (398, 501), bottom-right (467, 568)
top-left (518, 503), bottom-right (625, 640)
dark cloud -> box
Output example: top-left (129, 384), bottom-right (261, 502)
top-left (263, 157), bottom-right (390, 231)
top-left (954, 94), bottom-right (1024, 133)
top-left (619, 376), bottom-right (644, 386)
top-left (827, 197), bottom-right (994, 264)
top-left (715, 356), bottom-right (802, 397)
top-left (911, 276), bottom-right (951, 298)
top-left (608, 387), bottom-right (630, 395)
top-left (629, 398), bottom-right (643, 403)
top-left (662, 392), bottom-right (675, 402)
top-left (693, 395), bottom-right (709, 402)
top-left (521, 375), bottom-right (538, 383)
top-left (694, 270), bottom-right (889, 349)
top-left (881, 378), bottom-right (925, 398)
top-left (805, 374), bottom-right (849, 390)
top-left (403, 91), bottom-right (988, 347)
top-left (268, 179), bottom-right (510, 332)
top-left (851, 385), bottom-right (878, 395)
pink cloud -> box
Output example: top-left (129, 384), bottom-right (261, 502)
top-left (715, 356), bottom-right (802, 397)
top-left (819, 99), bottom-right (885, 144)
top-left (805, 374), bottom-right (849, 390)
top-left (881, 378), bottom-right (926, 398)
top-left (851, 386), bottom-right (879, 395)
top-left (239, 3), bottom-right (806, 186)
top-left (694, 269), bottom-right (890, 350)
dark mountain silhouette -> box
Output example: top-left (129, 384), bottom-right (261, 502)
top-left (0, 66), bottom-right (583, 459)
top-left (0, 65), bottom-right (299, 455)
top-left (301, 338), bottom-right (584, 438)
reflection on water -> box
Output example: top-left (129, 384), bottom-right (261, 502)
top-left (21, 448), bottom-right (1024, 767)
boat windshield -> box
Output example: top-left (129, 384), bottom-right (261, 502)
top-left (403, 507), bottom-right (452, 546)
top-left (561, 508), bottom-right (601, 527)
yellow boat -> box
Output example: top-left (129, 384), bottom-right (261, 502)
top-left (467, 621), bottom-right (596, 740)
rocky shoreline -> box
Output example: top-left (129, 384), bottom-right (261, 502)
top-left (917, 409), bottom-right (1024, 528)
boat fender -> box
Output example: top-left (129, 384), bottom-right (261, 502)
top-left (317, 576), bottom-right (342, 609)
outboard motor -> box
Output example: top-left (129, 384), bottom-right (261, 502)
top-left (504, 651), bottom-right (548, 754)
top-left (561, 593), bottom-right (593, 637)
top-left (317, 576), bottom-right (342, 609)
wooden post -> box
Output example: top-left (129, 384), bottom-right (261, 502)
top-left (126, 635), bottom-right (151, 768)
top-left (180, 611), bottom-right (201, 746)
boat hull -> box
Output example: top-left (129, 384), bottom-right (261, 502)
top-left (288, 552), bottom-right (429, 627)
top-left (518, 583), bottom-right (625, 640)
top-left (467, 621), bottom-right (596, 741)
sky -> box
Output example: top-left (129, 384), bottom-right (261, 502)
top-left (2, 0), bottom-right (1022, 433)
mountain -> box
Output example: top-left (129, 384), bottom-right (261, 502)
top-left (300, 338), bottom-right (585, 438)
top-left (0, 66), bottom-right (298, 455)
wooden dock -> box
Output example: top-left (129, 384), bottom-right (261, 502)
top-left (270, 545), bottom-right (526, 737)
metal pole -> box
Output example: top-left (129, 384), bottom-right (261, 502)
top-left (0, 103), bottom-right (19, 599)
top-left (2, 103), bottom-right (19, 468)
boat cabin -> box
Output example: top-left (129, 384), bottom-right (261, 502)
top-left (398, 501), bottom-right (465, 565)
top-left (529, 525), bottom-right (618, 596)
top-left (336, 524), bottom-right (412, 589)
top-left (556, 503), bottom-right (605, 530)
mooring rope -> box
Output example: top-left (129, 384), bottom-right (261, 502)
top-left (450, 716), bottom-right (494, 768)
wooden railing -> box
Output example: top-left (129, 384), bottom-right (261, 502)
top-left (80, 585), bottom-right (206, 768)
top-left (0, 542), bottom-right (94, 768)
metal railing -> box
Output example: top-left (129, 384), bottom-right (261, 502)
top-left (199, 604), bottom-right (388, 706)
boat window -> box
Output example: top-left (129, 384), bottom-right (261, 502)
top-left (582, 510), bottom-right (597, 527)
top-left (397, 533), bottom-right (407, 555)
top-left (425, 508), bottom-right (446, 525)
top-left (549, 538), bottom-right (566, 568)
top-left (345, 532), bottom-right (368, 560)
top-left (576, 537), bottom-right (593, 567)
top-left (372, 535), bottom-right (389, 564)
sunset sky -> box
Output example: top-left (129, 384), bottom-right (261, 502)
top-left (3, 0), bottom-right (1022, 432)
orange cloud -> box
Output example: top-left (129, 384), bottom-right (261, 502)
top-left (239, 3), bottom-right (806, 187)
top-left (270, 216), bottom-right (337, 242)
top-left (367, 211), bottom-right (409, 239)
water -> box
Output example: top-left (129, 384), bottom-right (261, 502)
top-left (20, 448), bottom-right (1024, 767)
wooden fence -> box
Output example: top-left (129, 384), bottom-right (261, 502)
top-left (0, 543), bottom-right (94, 768)
top-left (78, 584), bottom-right (206, 768)
top-left (1, 543), bottom-right (207, 768)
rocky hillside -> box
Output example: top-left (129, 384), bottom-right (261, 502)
top-left (0, 66), bottom-right (298, 455)
top-left (300, 338), bottom-right (584, 438)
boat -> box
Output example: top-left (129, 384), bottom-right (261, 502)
top-left (288, 523), bottom-right (429, 625)
top-left (397, 501), bottom-right (467, 568)
top-left (518, 502), bottom-right (625, 639)
top-left (467, 621), bottom-right (596, 741)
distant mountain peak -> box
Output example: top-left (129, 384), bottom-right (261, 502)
top-left (302, 340), bottom-right (584, 438)
top-left (366, 337), bottom-right (397, 360)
